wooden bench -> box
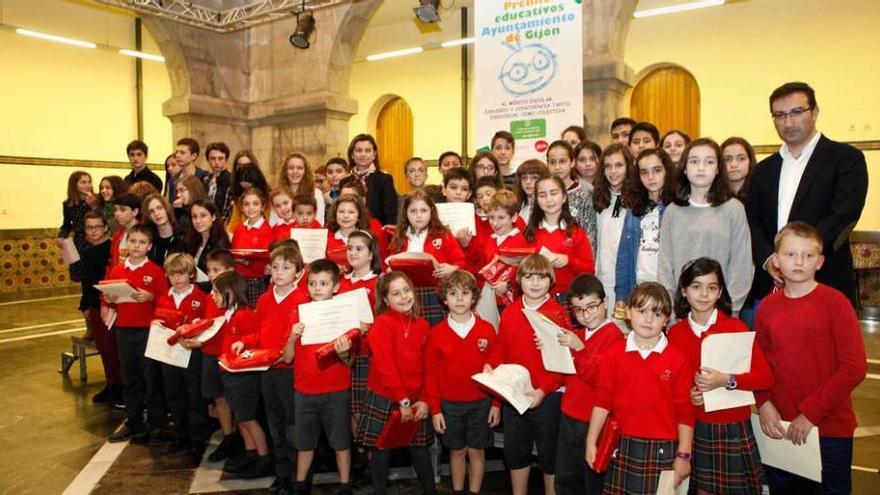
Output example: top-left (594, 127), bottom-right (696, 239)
top-left (59, 336), bottom-right (100, 383)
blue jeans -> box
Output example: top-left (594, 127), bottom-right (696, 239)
top-left (765, 436), bottom-right (853, 495)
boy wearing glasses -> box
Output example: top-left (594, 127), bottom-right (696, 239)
top-left (554, 274), bottom-right (623, 495)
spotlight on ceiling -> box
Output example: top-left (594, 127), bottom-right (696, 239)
top-left (414, 0), bottom-right (441, 24)
top-left (289, 13), bottom-right (315, 49)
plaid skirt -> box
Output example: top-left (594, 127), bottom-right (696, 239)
top-left (246, 276), bottom-right (269, 308)
top-left (416, 286), bottom-right (446, 327)
top-left (356, 389), bottom-right (434, 448)
top-left (350, 354), bottom-right (370, 416)
top-left (604, 436), bottom-right (675, 495)
top-left (693, 420), bottom-right (764, 494)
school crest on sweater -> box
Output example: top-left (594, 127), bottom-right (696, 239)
top-left (432, 238), bottom-right (442, 249)
top-left (143, 275), bottom-right (153, 285)
top-left (477, 338), bottom-right (489, 352)
top-left (191, 300), bottom-right (201, 310)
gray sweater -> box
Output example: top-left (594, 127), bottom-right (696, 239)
top-left (658, 199), bottom-right (754, 311)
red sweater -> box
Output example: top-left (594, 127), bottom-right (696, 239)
top-left (257, 285), bottom-right (307, 370)
top-left (424, 316), bottom-right (496, 414)
top-left (108, 227), bottom-right (134, 271)
top-left (221, 307), bottom-right (260, 359)
top-left (461, 214), bottom-right (493, 273)
top-left (487, 297), bottom-right (570, 395)
top-left (595, 338), bottom-right (695, 439)
top-left (200, 296), bottom-right (226, 356)
top-left (477, 229), bottom-right (532, 271)
top-left (366, 310), bottom-right (431, 402)
top-left (755, 284), bottom-right (867, 437)
top-left (339, 273), bottom-right (379, 357)
top-left (104, 259), bottom-right (169, 328)
top-left (388, 230), bottom-right (468, 287)
top-left (154, 285), bottom-right (208, 325)
top-left (293, 337), bottom-right (352, 394)
top-left (668, 311), bottom-right (773, 424)
top-left (562, 321), bottom-right (624, 422)
top-left (532, 225), bottom-right (595, 294)
top-left (231, 221), bottom-right (273, 278)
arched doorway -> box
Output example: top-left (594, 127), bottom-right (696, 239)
top-left (375, 96), bottom-right (414, 194)
top-left (630, 65), bottom-right (700, 138)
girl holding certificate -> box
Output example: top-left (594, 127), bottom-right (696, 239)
top-left (230, 188), bottom-right (273, 306)
top-left (667, 258), bottom-right (772, 495)
top-left (326, 194), bottom-right (373, 269)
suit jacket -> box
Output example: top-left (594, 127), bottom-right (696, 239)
top-left (125, 167), bottom-right (163, 192)
top-left (746, 134), bottom-right (868, 304)
top-left (202, 169), bottom-right (232, 211)
top-left (365, 171), bottom-right (399, 226)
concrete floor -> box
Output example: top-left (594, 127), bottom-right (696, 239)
top-left (0, 295), bottom-right (878, 494)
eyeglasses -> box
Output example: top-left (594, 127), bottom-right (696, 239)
top-left (474, 164), bottom-right (495, 172)
top-left (571, 300), bottom-right (604, 316)
top-left (771, 106), bottom-right (812, 122)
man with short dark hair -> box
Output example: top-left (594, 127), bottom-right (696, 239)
top-left (746, 81), bottom-right (868, 308)
top-left (124, 140), bottom-right (163, 191)
top-left (175, 137), bottom-right (209, 181)
top-left (610, 117), bottom-right (636, 146)
top-left (202, 142), bottom-right (232, 209)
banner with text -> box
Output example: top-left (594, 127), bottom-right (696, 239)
top-left (475, 1), bottom-right (584, 165)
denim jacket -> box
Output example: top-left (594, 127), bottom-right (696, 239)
top-left (614, 202), bottom-right (666, 302)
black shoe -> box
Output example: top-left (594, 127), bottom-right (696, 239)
top-left (109, 422), bottom-right (148, 443)
top-left (149, 428), bottom-right (174, 447)
top-left (337, 482), bottom-right (353, 495)
top-left (294, 481), bottom-right (310, 495)
top-left (208, 434), bottom-right (238, 462)
top-left (238, 454), bottom-right (273, 479)
top-left (224, 450), bottom-right (257, 474)
top-left (270, 476), bottom-right (290, 494)
top-left (92, 386), bottom-right (113, 404)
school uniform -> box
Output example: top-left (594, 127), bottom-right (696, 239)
top-left (595, 333), bottom-right (695, 495)
top-left (668, 310), bottom-right (772, 495)
top-left (193, 234), bottom-right (231, 293)
top-left (80, 239), bottom-right (122, 389)
top-left (533, 221), bottom-right (595, 300)
top-left (338, 271), bottom-right (379, 419)
top-left (109, 226), bottom-right (131, 270)
top-left (220, 307), bottom-right (262, 422)
top-left (154, 285), bottom-right (211, 445)
top-left (257, 283), bottom-right (308, 479)
top-left (555, 320), bottom-right (623, 495)
top-left (199, 295), bottom-right (227, 400)
top-left (754, 284), bottom-right (867, 494)
top-left (325, 230), bottom-right (351, 269)
top-left (231, 218), bottom-right (273, 306)
top-left (424, 314), bottom-right (496, 450)
top-left (487, 296), bottom-right (570, 474)
top-left (104, 257), bottom-right (169, 433)
top-left (460, 213), bottom-right (493, 273)
top-left (272, 218), bottom-right (322, 243)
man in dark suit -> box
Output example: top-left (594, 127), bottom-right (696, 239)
top-left (746, 82), bottom-right (868, 306)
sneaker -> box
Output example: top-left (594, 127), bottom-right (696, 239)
top-left (108, 422), bottom-right (148, 443)
top-left (208, 434), bottom-right (238, 463)
top-left (238, 455), bottom-right (273, 479)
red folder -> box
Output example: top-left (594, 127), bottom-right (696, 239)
top-left (155, 307), bottom-right (187, 329)
top-left (166, 318), bottom-right (214, 345)
top-left (477, 259), bottom-right (518, 306)
top-left (316, 328), bottom-right (361, 367)
top-left (592, 416), bottom-right (621, 473)
top-left (327, 246), bottom-right (350, 270)
top-left (230, 249), bottom-right (271, 262)
top-left (376, 409), bottom-right (422, 449)
top-left (386, 257), bottom-right (437, 287)
top-left (381, 225), bottom-right (397, 237)
top-left (218, 348), bottom-right (281, 372)
top-left (497, 246), bottom-right (539, 264)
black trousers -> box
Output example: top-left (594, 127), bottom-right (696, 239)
top-left (555, 414), bottom-right (605, 495)
top-left (161, 348), bottom-right (210, 442)
top-left (262, 368), bottom-right (296, 478)
top-left (116, 327), bottom-right (165, 429)
top-left (370, 446), bottom-right (436, 495)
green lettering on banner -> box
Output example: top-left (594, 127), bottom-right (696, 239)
top-left (510, 119), bottom-right (547, 140)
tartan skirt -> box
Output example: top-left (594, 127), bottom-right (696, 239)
top-left (245, 276), bottom-right (268, 308)
top-left (604, 436), bottom-right (675, 495)
top-left (356, 389), bottom-right (434, 448)
top-left (693, 420), bottom-right (764, 494)
top-left (350, 354), bottom-right (370, 416)
top-left (416, 286), bottom-right (446, 327)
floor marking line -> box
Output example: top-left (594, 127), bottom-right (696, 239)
top-left (867, 358), bottom-right (880, 364)
top-left (0, 327), bottom-right (83, 344)
top-left (852, 465), bottom-right (879, 473)
top-left (61, 440), bottom-right (128, 495)
top-left (0, 319), bottom-right (82, 334)
top-left (0, 294), bottom-right (78, 306)
top-left (866, 373), bottom-right (880, 381)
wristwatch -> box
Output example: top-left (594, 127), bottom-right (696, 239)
top-left (399, 398), bottom-right (412, 408)
top-left (675, 451), bottom-right (692, 462)
top-left (725, 374), bottom-right (738, 391)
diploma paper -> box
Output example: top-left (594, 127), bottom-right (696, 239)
top-left (291, 228), bottom-right (329, 263)
top-left (146, 322), bottom-right (192, 368)
top-left (436, 202), bottom-right (476, 235)
top-left (471, 364), bottom-right (534, 414)
top-left (656, 471), bottom-right (689, 495)
top-left (193, 317), bottom-right (225, 343)
top-left (701, 332), bottom-right (756, 412)
top-left (522, 309), bottom-right (576, 374)
top-left (335, 288), bottom-right (374, 324)
top-left (299, 298), bottom-right (362, 345)
top-left (59, 237), bottom-right (80, 265)
top-left (750, 414), bottom-right (822, 482)
top-left (95, 280), bottom-right (138, 303)
top-left (196, 267), bottom-right (209, 283)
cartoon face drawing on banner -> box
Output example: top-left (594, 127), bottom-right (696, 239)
top-left (498, 40), bottom-right (558, 97)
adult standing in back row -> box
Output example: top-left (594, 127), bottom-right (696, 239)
top-left (746, 82), bottom-right (868, 310)
top-left (347, 134), bottom-right (398, 226)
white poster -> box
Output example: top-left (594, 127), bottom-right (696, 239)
top-left (475, 1), bottom-right (584, 163)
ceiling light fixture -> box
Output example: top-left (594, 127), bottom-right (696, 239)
top-left (633, 0), bottom-right (725, 18)
top-left (440, 37), bottom-right (474, 48)
top-left (119, 49), bottom-right (165, 62)
top-left (15, 28), bottom-right (96, 49)
top-left (366, 46), bottom-right (424, 62)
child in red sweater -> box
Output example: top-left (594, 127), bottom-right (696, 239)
top-left (358, 272), bottom-right (436, 495)
top-left (668, 258), bottom-right (772, 495)
top-left (477, 190), bottom-right (532, 317)
top-left (108, 192), bottom-right (142, 270)
top-left (213, 271), bottom-right (269, 478)
top-left (257, 245), bottom-right (307, 492)
top-left (425, 270), bottom-right (497, 495)
top-left (552, 274), bottom-right (623, 495)
top-left (102, 225), bottom-right (169, 443)
top-left (523, 176), bottom-right (595, 304)
top-left (292, 193), bottom-right (322, 229)
top-left (484, 254), bottom-right (570, 495)
top-left (586, 282), bottom-right (694, 494)
top-left (338, 178), bottom-right (390, 256)
top-left (153, 252), bottom-right (210, 452)
top-left (387, 190), bottom-right (467, 326)
top-left (326, 194), bottom-right (374, 269)
top-left (755, 222), bottom-right (867, 494)
top-left (281, 259), bottom-right (354, 495)
top-left (270, 188), bottom-right (297, 242)
top-left (231, 188), bottom-right (273, 306)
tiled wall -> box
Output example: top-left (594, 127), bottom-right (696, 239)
top-left (0, 229), bottom-right (79, 302)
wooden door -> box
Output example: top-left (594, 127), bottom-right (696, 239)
top-left (376, 97), bottom-right (414, 194)
top-left (630, 67), bottom-right (700, 138)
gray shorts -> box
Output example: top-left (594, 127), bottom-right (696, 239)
top-left (440, 398), bottom-right (494, 450)
top-left (294, 390), bottom-right (351, 451)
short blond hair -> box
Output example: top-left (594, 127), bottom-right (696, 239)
top-left (516, 254), bottom-right (555, 286)
top-left (164, 252), bottom-right (196, 276)
top-left (489, 189), bottom-right (519, 217)
top-left (774, 221), bottom-right (824, 252)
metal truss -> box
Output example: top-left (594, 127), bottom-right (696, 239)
top-left (93, 0), bottom-right (350, 32)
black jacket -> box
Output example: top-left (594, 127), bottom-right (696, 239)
top-left (125, 167), bottom-right (163, 192)
top-left (202, 169), bottom-right (232, 210)
top-left (364, 171), bottom-right (399, 226)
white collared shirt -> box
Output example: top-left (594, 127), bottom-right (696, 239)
top-left (777, 131), bottom-right (822, 230)
top-left (492, 227), bottom-right (521, 246)
top-left (273, 284), bottom-right (294, 304)
top-left (585, 319), bottom-right (614, 341)
top-left (405, 228), bottom-right (428, 253)
top-left (224, 305), bottom-right (236, 323)
top-left (169, 285), bottom-right (194, 309)
top-left (334, 230), bottom-right (349, 243)
top-left (277, 217), bottom-right (295, 226)
top-left (346, 271), bottom-right (378, 283)
top-left (540, 219), bottom-right (567, 233)
top-left (522, 294), bottom-right (551, 311)
top-left (688, 309), bottom-right (718, 338)
top-left (448, 313), bottom-right (476, 339)
top-left (124, 256), bottom-right (148, 271)
top-left (245, 217), bottom-right (266, 230)
top-left (625, 331), bottom-right (668, 360)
